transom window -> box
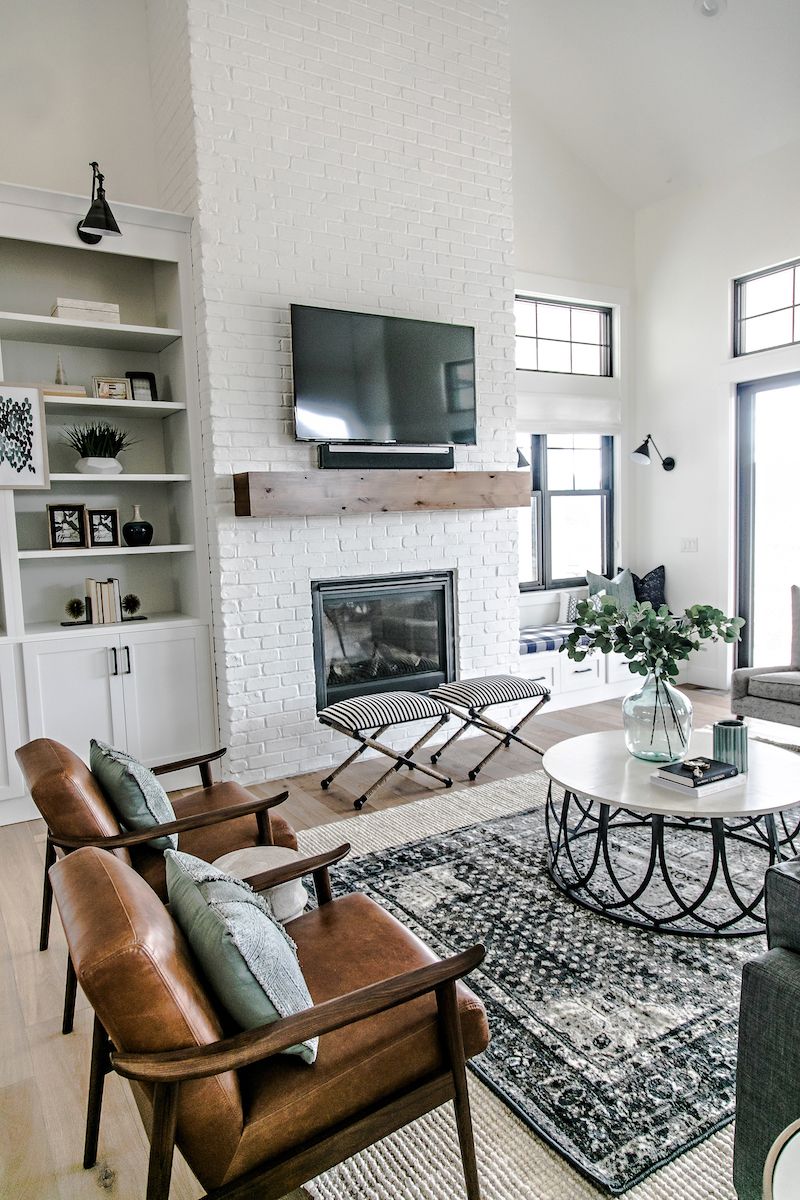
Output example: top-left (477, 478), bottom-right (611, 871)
top-left (517, 433), bottom-right (614, 590)
top-left (514, 297), bottom-right (612, 376)
top-left (734, 259), bottom-right (800, 356)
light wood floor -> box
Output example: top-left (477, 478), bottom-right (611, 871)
top-left (0, 688), bottom-right (733, 1199)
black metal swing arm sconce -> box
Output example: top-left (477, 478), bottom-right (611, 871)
top-left (631, 434), bottom-right (675, 472)
top-left (76, 162), bottom-right (122, 245)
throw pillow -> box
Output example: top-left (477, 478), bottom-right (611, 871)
top-left (566, 593), bottom-right (579, 623)
top-left (90, 739), bottom-right (177, 850)
top-left (632, 565), bottom-right (667, 610)
top-left (557, 591), bottom-right (570, 623)
top-left (586, 568), bottom-right (636, 613)
top-left (165, 850), bottom-right (317, 1063)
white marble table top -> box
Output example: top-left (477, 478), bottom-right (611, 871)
top-left (542, 729), bottom-right (800, 819)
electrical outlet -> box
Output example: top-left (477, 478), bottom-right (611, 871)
top-left (680, 537), bottom-right (699, 553)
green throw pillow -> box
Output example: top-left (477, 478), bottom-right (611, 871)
top-left (90, 739), bottom-right (177, 851)
top-left (586, 568), bottom-right (636, 613)
top-left (165, 850), bottom-right (317, 1063)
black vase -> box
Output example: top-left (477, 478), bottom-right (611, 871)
top-left (122, 504), bottom-right (154, 547)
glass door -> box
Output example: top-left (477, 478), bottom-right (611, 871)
top-left (737, 373), bottom-right (800, 666)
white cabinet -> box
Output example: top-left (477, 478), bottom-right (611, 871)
top-left (0, 644), bottom-right (24, 802)
top-left (561, 655), bottom-right (603, 691)
top-left (22, 622), bottom-right (214, 767)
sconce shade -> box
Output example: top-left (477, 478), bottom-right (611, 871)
top-left (517, 447), bottom-right (530, 469)
top-left (77, 162), bottom-right (122, 244)
top-left (631, 438), bottom-right (651, 465)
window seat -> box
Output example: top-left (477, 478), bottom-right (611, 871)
top-left (519, 623), bottom-right (590, 655)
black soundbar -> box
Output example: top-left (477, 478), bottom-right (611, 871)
top-left (317, 444), bottom-right (455, 470)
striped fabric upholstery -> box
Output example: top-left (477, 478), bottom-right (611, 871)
top-left (319, 691), bottom-right (450, 731)
top-left (429, 675), bottom-right (550, 710)
top-left (519, 623), bottom-right (590, 655)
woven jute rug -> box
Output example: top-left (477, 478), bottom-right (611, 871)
top-left (296, 774), bottom-right (740, 1200)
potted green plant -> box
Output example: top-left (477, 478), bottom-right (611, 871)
top-left (562, 597), bottom-right (744, 762)
top-left (63, 422), bottom-right (136, 475)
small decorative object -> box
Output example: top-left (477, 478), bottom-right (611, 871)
top-left (122, 504), bottom-right (153, 547)
top-left (63, 421), bottom-right (135, 475)
top-left (713, 718), bottom-right (749, 775)
top-left (563, 598), bottom-right (743, 763)
top-left (76, 162), bottom-right (122, 245)
top-left (86, 507), bottom-right (120, 548)
top-left (0, 386), bottom-right (49, 490)
top-left (62, 597), bottom-right (88, 626)
top-left (92, 376), bottom-right (130, 401)
top-left (55, 354), bottom-right (67, 385)
top-left (125, 371), bottom-right (158, 403)
top-left (52, 298), bottom-right (120, 324)
top-left (122, 593), bottom-right (146, 622)
top-left (47, 503), bottom-right (88, 549)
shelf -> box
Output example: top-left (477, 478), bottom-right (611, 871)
top-left (44, 396), bottom-right (186, 418)
top-left (19, 544), bottom-right (195, 560)
top-left (0, 311), bottom-right (181, 352)
top-left (23, 613), bottom-right (202, 638)
top-left (46, 473), bottom-right (191, 484)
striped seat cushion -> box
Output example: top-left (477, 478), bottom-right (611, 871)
top-left (429, 675), bottom-right (549, 710)
top-left (519, 623), bottom-right (590, 655)
top-left (319, 691), bottom-right (451, 731)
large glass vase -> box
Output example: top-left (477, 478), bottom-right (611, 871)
top-left (622, 672), bottom-right (692, 763)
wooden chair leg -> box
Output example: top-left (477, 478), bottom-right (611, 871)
top-left (62, 953), bottom-right (78, 1035)
top-left (437, 980), bottom-right (481, 1200)
top-left (84, 1013), bottom-right (112, 1168)
top-left (39, 834), bottom-right (56, 951)
top-left (146, 1082), bottom-right (180, 1200)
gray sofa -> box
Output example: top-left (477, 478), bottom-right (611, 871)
top-left (731, 586), bottom-right (800, 727)
top-left (734, 858), bottom-right (800, 1198)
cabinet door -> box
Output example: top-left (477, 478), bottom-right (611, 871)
top-left (119, 625), bottom-right (215, 767)
top-left (22, 633), bottom-right (126, 761)
top-left (0, 644), bottom-right (24, 802)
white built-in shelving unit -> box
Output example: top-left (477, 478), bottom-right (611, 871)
top-left (0, 184), bottom-right (217, 822)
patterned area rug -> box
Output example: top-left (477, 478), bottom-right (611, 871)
top-left (296, 774), bottom-right (761, 1197)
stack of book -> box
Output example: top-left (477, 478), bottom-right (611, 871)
top-left (651, 757), bottom-right (740, 796)
top-left (85, 577), bottom-right (122, 624)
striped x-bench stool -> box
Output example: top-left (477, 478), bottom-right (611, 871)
top-left (318, 691), bottom-right (453, 810)
top-left (428, 674), bottom-right (550, 780)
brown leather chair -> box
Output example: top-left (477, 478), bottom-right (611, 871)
top-left (51, 845), bottom-right (489, 1200)
top-left (16, 738), bottom-right (296, 1033)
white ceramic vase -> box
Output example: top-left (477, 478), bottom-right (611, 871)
top-left (75, 456), bottom-right (123, 475)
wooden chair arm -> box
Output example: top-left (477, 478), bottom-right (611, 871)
top-left (50, 791), bottom-right (289, 851)
top-left (151, 747), bottom-right (226, 787)
top-left (112, 943), bottom-right (485, 1083)
top-left (243, 843), bottom-right (351, 907)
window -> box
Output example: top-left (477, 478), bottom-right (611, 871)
top-left (734, 259), bottom-right (800, 356)
top-left (514, 296), bottom-right (612, 376)
top-left (517, 433), bottom-right (614, 590)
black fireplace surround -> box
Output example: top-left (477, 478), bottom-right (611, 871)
top-left (311, 572), bottom-right (456, 710)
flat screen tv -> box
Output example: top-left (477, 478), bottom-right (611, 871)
top-left (291, 304), bottom-right (476, 445)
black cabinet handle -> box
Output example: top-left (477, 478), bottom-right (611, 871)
top-left (123, 646), bottom-right (132, 675)
top-left (110, 647), bottom-right (118, 676)
top-left (530, 676), bottom-right (546, 683)
top-left (573, 668), bottom-right (593, 675)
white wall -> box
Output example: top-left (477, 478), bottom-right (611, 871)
top-left (634, 138), bottom-right (800, 686)
top-left (0, 0), bottom-right (158, 207)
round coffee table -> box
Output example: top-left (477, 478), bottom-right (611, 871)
top-left (542, 730), bottom-right (800, 937)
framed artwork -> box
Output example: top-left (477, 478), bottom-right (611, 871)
top-left (92, 376), bottom-right (130, 401)
top-left (86, 507), bottom-right (120, 548)
top-left (47, 503), bottom-right (88, 549)
top-left (125, 371), bottom-right (158, 403)
top-left (0, 385), bottom-right (50, 489)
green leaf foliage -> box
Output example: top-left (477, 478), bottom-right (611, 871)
top-left (559, 597), bottom-right (744, 678)
top-left (63, 422), bottom-right (136, 459)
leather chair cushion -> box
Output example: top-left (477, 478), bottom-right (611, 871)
top-left (50, 847), bottom-right (244, 1188)
top-left (15, 738), bottom-right (131, 865)
top-left (130, 782), bottom-right (298, 900)
top-left (749, 671), bottom-right (800, 704)
top-left (223, 892), bottom-right (490, 1185)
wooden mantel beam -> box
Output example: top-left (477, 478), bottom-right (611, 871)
top-left (233, 469), bottom-right (530, 518)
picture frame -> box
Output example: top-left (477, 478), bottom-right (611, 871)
top-left (92, 376), bottom-right (130, 402)
top-left (86, 507), bottom-right (120, 548)
top-left (125, 371), bottom-right (158, 403)
top-left (0, 384), bottom-right (50, 490)
top-left (47, 503), bottom-right (88, 550)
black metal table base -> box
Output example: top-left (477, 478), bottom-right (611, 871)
top-left (545, 783), bottom-right (800, 937)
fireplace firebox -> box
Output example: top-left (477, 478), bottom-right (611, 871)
top-left (311, 572), bottom-right (456, 710)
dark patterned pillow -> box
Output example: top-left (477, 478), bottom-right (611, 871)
top-left (632, 565), bottom-right (666, 609)
top-left (567, 593), bottom-right (579, 623)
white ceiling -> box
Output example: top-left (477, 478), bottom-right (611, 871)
top-left (511, 0), bottom-right (800, 209)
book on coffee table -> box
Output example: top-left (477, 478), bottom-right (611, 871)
top-left (651, 756), bottom-right (739, 795)
top-left (650, 773), bottom-right (742, 797)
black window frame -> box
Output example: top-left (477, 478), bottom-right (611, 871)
top-left (514, 296), bottom-right (613, 377)
top-left (519, 433), bottom-right (615, 592)
top-left (733, 258), bottom-right (800, 358)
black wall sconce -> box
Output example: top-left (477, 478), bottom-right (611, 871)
top-left (631, 434), bottom-right (675, 471)
top-left (77, 162), bottom-right (122, 244)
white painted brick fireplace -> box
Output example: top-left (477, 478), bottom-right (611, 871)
top-left (147, 0), bottom-right (519, 784)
